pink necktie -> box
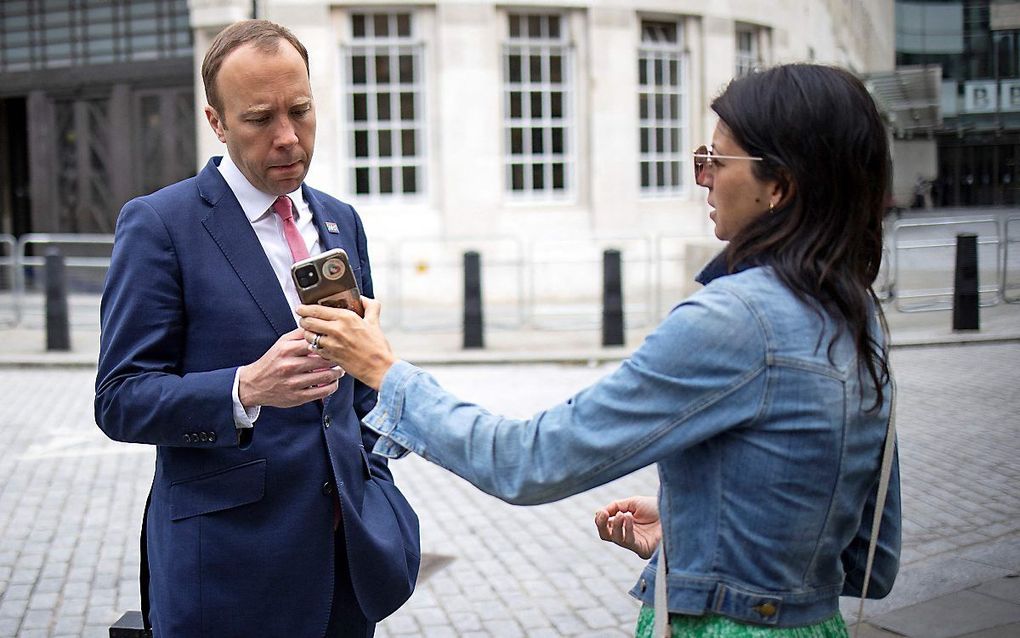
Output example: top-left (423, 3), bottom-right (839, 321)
top-left (272, 196), bottom-right (310, 262)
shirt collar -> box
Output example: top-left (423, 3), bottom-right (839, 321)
top-left (217, 153), bottom-right (304, 223)
top-left (695, 250), bottom-right (760, 286)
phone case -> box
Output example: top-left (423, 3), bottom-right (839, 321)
top-left (291, 248), bottom-right (365, 317)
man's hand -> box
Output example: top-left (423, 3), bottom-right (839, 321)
top-left (594, 495), bottom-right (662, 560)
top-left (238, 328), bottom-right (344, 408)
top-left (297, 298), bottom-right (396, 391)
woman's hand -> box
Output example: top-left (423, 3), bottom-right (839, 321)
top-left (594, 495), bottom-right (662, 560)
top-left (297, 297), bottom-right (396, 391)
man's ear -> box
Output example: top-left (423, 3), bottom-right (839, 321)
top-left (204, 105), bottom-right (228, 144)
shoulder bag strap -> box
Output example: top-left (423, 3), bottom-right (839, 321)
top-left (853, 350), bottom-right (897, 637)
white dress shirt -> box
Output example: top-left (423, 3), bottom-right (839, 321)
top-left (218, 153), bottom-right (322, 428)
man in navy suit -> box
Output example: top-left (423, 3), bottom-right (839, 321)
top-left (95, 20), bottom-right (419, 637)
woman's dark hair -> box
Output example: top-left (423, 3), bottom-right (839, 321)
top-left (711, 64), bottom-right (890, 410)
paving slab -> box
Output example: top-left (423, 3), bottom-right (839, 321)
top-left (958, 621), bottom-right (1020, 637)
top-left (871, 590), bottom-right (1020, 638)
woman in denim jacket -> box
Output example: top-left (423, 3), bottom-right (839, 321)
top-left (299, 64), bottom-right (900, 637)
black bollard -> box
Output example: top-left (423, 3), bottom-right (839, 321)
top-left (602, 249), bottom-right (624, 346)
top-left (952, 233), bottom-right (980, 331)
top-left (45, 248), bottom-right (71, 351)
top-left (463, 251), bottom-right (484, 349)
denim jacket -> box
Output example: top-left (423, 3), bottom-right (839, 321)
top-left (364, 259), bottom-right (900, 627)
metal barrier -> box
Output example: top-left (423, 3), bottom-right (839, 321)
top-left (1006, 216), bottom-right (1020, 304)
top-left (0, 234), bottom-right (17, 326)
top-left (889, 216), bottom-right (1003, 312)
top-left (14, 233), bottom-right (115, 327)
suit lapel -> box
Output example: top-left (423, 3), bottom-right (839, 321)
top-left (304, 186), bottom-right (349, 254)
top-left (198, 160), bottom-right (296, 336)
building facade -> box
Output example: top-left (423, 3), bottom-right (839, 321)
top-left (1, 1), bottom-right (893, 319)
top-left (896, 0), bottom-right (1020, 207)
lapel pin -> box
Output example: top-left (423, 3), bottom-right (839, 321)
top-left (325, 221), bottom-right (340, 234)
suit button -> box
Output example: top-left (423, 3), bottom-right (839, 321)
top-left (208, 431), bottom-right (216, 443)
top-left (322, 482), bottom-right (335, 496)
top-left (324, 415), bottom-right (331, 428)
top-left (183, 433), bottom-right (192, 443)
top-left (199, 432), bottom-right (208, 442)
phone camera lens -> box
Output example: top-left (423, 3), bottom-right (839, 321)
top-left (296, 265), bottom-right (319, 288)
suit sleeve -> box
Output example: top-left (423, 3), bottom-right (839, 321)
top-left (347, 204), bottom-right (392, 479)
top-left (94, 198), bottom-right (240, 448)
top-left (841, 446), bottom-right (901, 598)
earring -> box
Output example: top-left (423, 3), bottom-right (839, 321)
top-left (769, 201), bottom-right (775, 213)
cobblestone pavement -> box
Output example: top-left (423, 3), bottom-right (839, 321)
top-left (0, 343), bottom-right (1018, 637)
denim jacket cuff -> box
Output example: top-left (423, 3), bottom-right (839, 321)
top-left (363, 360), bottom-right (422, 458)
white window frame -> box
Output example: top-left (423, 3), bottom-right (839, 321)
top-left (638, 18), bottom-right (688, 198)
top-left (342, 10), bottom-right (427, 202)
top-left (502, 12), bottom-right (574, 201)
top-left (735, 24), bottom-right (762, 78)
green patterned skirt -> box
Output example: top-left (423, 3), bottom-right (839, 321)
top-left (634, 606), bottom-right (849, 638)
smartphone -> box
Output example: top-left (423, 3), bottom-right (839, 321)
top-left (291, 248), bottom-right (365, 317)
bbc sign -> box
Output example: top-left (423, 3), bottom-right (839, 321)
top-left (964, 81), bottom-right (1020, 113)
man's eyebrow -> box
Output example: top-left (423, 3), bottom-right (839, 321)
top-left (241, 105), bottom-right (273, 117)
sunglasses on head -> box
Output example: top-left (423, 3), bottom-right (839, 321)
top-left (692, 145), bottom-right (763, 185)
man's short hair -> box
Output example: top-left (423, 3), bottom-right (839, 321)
top-left (201, 19), bottom-right (310, 115)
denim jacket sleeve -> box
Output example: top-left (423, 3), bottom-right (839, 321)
top-left (841, 446), bottom-right (902, 598)
top-left (362, 284), bottom-right (770, 505)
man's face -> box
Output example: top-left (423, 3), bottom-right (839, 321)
top-left (204, 41), bottom-right (316, 195)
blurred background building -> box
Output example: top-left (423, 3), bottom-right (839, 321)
top-left (0, 0), bottom-right (894, 324)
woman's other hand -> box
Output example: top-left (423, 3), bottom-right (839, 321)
top-left (594, 495), bottom-right (662, 560)
top-left (297, 297), bottom-right (396, 391)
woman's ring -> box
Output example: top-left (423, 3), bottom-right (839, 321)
top-left (311, 333), bottom-right (323, 350)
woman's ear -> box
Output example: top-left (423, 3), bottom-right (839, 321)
top-left (770, 172), bottom-right (797, 210)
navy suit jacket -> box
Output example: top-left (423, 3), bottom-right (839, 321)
top-left (95, 158), bottom-right (420, 637)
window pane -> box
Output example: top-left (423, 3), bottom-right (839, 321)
top-left (550, 55), bottom-right (562, 83)
top-left (402, 166), bottom-right (417, 193)
top-left (510, 92), bottom-right (522, 118)
top-left (639, 59), bottom-right (648, 86)
top-left (670, 128), bottom-right (679, 151)
top-left (529, 55), bottom-right (542, 82)
top-left (354, 130), bottom-right (369, 157)
top-left (639, 94), bottom-right (649, 119)
top-left (640, 128), bottom-right (649, 153)
top-left (401, 129), bottom-right (416, 156)
top-left (379, 166), bottom-right (393, 193)
top-left (657, 162), bottom-right (666, 185)
top-left (352, 56), bottom-right (367, 84)
top-left (641, 162), bottom-right (650, 187)
top-left (509, 55), bottom-right (522, 82)
top-left (550, 92), bottom-right (562, 118)
top-left (375, 55), bottom-right (390, 83)
top-left (377, 93), bottom-right (391, 120)
top-left (654, 59), bottom-right (663, 85)
top-left (528, 16), bottom-right (541, 39)
top-left (549, 16), bottom-right (561, 39)
top-left (655, 94), bottom-right (665, 118)
top-left (509, 15), bottom-right (522, 38)
top-left (355, 167), bottom-right (370, 194)
top-left (656, 128), bottom-right (665, 152)
top-left (352, 93), bottom-right (368, 121)
top-left (670, 59), bottom-right (679, 86)
top-left (551, 127), bottom-right (564, 154)
top-left (511, 164), bottom-right (524, 190)
top-left (552, 163), bottom-right (564, 189)
top-left (511, 128), bottom-right (523, 154)
top-left (353, 14), bottom-right (366, 38)
top-left (671, 161), bottom-right (680, 186)
top-left (374, 14), bottom-right (389, 38)
top-left (397, 14), bottom-right (411, 37)
top-left (531, 128), bottom-right (544, 153)
top-left (400, 92), bottom-right (415, 120)
top-left (399, 54), bottom-right (414, 83)
top-left (530, 92), bottom-right (542, 118)
top-left (532, 163), bottom-right (544, 190)
top-left (378, 130), bottom-right (392, 157)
